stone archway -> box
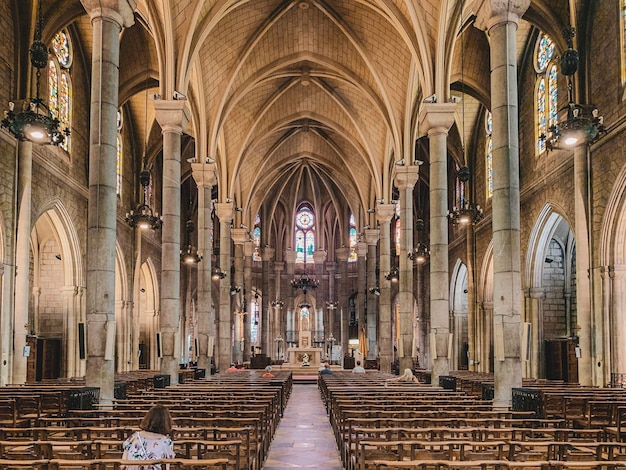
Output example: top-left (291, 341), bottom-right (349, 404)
top-left (450, 260), bottom-right (468, 370)
top-left (138, 259), bottom-right (159, 370)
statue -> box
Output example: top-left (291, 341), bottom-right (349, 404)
top-left (302, 353), bottom-right (310, 367)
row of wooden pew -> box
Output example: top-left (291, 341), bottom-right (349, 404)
top-left (319, 370), bottom-right (626, 470)
top-left (0, 369), bottom-right (292, 469)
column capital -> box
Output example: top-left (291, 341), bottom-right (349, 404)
top-left (80, 0), bottom-right (137, 28)
top-left (376, 204), bottom-right (396, 224)
top-left (191, 162), bottom-right (217, 187)
top-left (215, 202), bottom-right (234, 223)
top-left (472, 0), bottom-right (530, 32)
top-left (231, 228), bottom-right (249, 245)
top-left (313, 250), bottom-right (327, 264)
top-left (356, 242), bottom-right (368, 258)
top-left (419, 103), bottom-right (456, 136)
top-left (154, 99), bottom-right (191, 134)
top-left (262, 247), bottom-right (275, 260)
top-left (364, 228), bottom-right (380, 245)
top-left (285, 249), bottom-right (297, 264)
top-left (394, 165), bottom-right (420, 190)
top-left (336, 247), bottom-right (350, 262)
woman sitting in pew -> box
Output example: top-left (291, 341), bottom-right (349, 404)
top-left (385, 368), bottom-right (420, 386)
top-left (122, 404), bottom-right (175, 469)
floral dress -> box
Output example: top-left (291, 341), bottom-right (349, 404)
top-left (122, 430), bottom-right (175, 470)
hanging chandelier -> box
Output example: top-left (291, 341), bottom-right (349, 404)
top-left (125, 168), bottom-right (163, 230)
top-left (271, 299), bottom-right (284, 308)
top-left (1, 3), bottom-right (69, 145)
top-left (448, 166), bottom-right (483, 226)
top-left (291, 272), bottom-right (319, 294)
top-left (325, 300), bottom-right (338, 310)
top-left (181, 220), bottom-right (202, 265)
top-left (408, 242), bottom-right (430, 264)
top-left (541, 28), bottom-right (605, 151)
top-left (384, 266), bottom-right (399, 282)
top-left (211, 265), bottom-right (226, 280)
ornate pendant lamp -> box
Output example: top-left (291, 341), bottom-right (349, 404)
top-left (125, 167), bottom-right (163, 230)
top-left (2, 2), bottom-right (69, 145)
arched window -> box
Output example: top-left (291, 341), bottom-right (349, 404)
top-left (49, 30), bottom-right (72, 152)
top-left (295, 206), bottom-right (315, 263)
top-left (535, 33), bottom-right (557, 155)
top-left (116, 110), bottom-right (123, 196)
top-left (253, 214), bottom-right (262, 261)
top-left (348, 214), bottom-right (357, 262)
top-left (485, 111), bottom-right (493, 199)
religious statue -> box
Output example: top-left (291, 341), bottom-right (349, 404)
top-left (302, 353), bottom-right (310, 367)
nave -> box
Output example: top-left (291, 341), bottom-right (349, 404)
top-left (263, 383), bottom-right (342, 469)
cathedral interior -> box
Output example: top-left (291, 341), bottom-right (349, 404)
top-left (1, 0), bottom-right (625, 409)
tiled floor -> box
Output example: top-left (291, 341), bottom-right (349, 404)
top-left (263, 383), bottom-right (343, 469)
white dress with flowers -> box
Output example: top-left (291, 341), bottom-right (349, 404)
top-left (122, 430), bottom-right (175, 470)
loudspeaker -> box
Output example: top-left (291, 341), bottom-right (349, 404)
top-left (78, 322), bottom-right (86, 359)
top-left (430, 332), bottom-right (437, 360)
top-left (104, 321), bottom-right (115, 361)
top-left (521, 322), bottom-right (531, 362)
top-left (494, 320), bottom-right (505, 362)
top-left (156, 333), bottom-right (162, 358)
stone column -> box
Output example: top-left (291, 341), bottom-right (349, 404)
top-left (285, 250), bottom-right (297, 344)
top-left (377, 204), bottom-right (396, 373)
top-left (356, 242), bottom-right (367, 358)
top-left (312, 249), bottom-right (327, 343)
top-left (419, 103), bottom-right (455, 386)
top-left (573, 146), bottom-right (592, 385)
top-left (365, 229), bottom-right (379, 360)
top-left (325, 262), bottom-right (337, 358)
top-left (243, 242), bottom-right (255, 362)
top-left (1, 261), bottom-right (14, 385)
top-left (336, 247), bottom-right (350, 361)
top-left (231, 228), bottom-right (248, 363)
top-left (261, 247), bottom-right (275, 354)
top-left (215, 203), bottom-right (233, 371)
top-left (273, 261), bottom-right (284, 358)
top-left (190, 162), bottom-right (217, 371)
top-left (154, 99), bottom-right (190, 385)
top-left (62, 286), bottom-right (80, 377)
top-left (474, 0), bottom-right (529, 408)
top-left (611, 267), bottom-right (626, 385)
top-left (81, 0), bottom-right (136, 402)
top-left (13, 140), bottom-right (33, 384)
top-left (395, 166), bottom-right (420, 372)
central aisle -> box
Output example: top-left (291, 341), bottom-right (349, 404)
top-left (263, 383), bottom-right (343, 469)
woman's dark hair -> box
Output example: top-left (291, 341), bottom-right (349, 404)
top-left (140, 405), bottom-right (173, 435)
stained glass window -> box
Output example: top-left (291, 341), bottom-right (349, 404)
top-left (253, 214), bottom-right (262, 261)
top-left (548, 65), bottom-right (558, 128)
top-left (49, 30), bottom-right (72, 152)
top-left (485, 111), bottom-right (493, 199)
top-left (395, 203), bottom-right (401, 256)
top-left (295, 206), bottom-right (315, 263)
top-left (535, 32), bottom-right (556, 156)
top-left (116, 110), bottom-right (123, 196)
top-left (349, 214), bottom-right (357, 262)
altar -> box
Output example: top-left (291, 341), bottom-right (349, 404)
top-left (287, 347), bottom-right (323, 366)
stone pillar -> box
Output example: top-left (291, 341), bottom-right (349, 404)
top-left (215, 203), bottom-right (233, 371)
top-left (273, 261), bottom-right (284, 359)
top-left (81, 0), bottom-right (136, 403)
top-left (377, 204), bottom-right (396, 373)
top-left (231, 228), bottom-right (247, 363)
top-left (154, 99), bottom-right (190, 385)
top-left (356, 242), bottom-right (367, 358)
top-left (419, 103), bottom-right (456, 386)
top-left (1, 261), bottom-right (14, 385)
top-left (325, 262), bottom-right (338, 357)
top-left (474, 0), bottom-right (529, 408)
top-left (365, 229), bottom-right (379, 360)
top-left (261, 247), bottom-right (275, 354)
top-left (190, 162), bottom-right (217, 371)
top-left (243, 242), bottom-right (255, 362)
top-left (285, 250), bottom-right (297, 344)
top-left (611, 267), bottom-right (626, 384)
top-left (573, 146), bottom-right (592, 385)
top-left (312, 249), bottom-right (327, 343)
top-left (13, 140), bottom-right (33, 384)
top-left (395, 166), bottom-right (420, 372)
top-left (336, 247), bottom-right (350, 361)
